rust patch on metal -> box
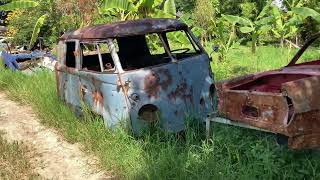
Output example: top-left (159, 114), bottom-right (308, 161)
top-left (80, 84), bottom-right (85, 100)
top-left (218, 90), bottom-right (289, 134)
top-left (55, 63), bottom-right (61, 95)
top-left (60, 18), bottom-right (188, 40)
top-left (144, 72), bottom-right (161, 98)
top-left (144, 69), bottom-right (173, 98)
top-left (217, 63), bottom-right (320, 149)
top-left (157, 68), bottom-right (172, 90)
top-left (289, 133), bottom-right (320, 149)
top-left (168, 81), bottom-right (193, 103)
top-left (93, 91), bottom-right (104, 108)
top-left (282, 76), bottom-right (320, 113)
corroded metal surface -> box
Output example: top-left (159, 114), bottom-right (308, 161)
top-left (55, 19), bottom-right (215, 134)
top-left (218, 90), bottom-right (289, 134)
top-left (122, 54), bottom-right (214, 132)
top-left (217, 33), bottom-right (320, 149)
top-left (60, 18), bottom-right (188, 40)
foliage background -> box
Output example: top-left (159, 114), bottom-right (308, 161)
top-left (2, 0), bottom-right (320, 50)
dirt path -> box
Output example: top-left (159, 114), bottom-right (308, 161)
top-left (0, 92), bottom-right (112, 179)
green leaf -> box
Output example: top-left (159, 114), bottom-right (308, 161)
top-left (272, 6), bottom-right (283, 29)
top-left (222, 15), bottom-right (240, 25)
top-left (256, 17), bottom-right (273, 25)
top-left (29, 14), bottom-right (48, 50)
top-left (240, 27), bottom-right (254, 33)
top-left (272, 29), bottom-right (281, 38)
top-left (292, 7), bottom-right (320, 22)
top-left (223, 15), bottom-right (252, 26)
top-left (138, 0), bottom-right (155, 9)
top-left (163, 0), bottom-right (176, 17)
top-left (257, 1), bottom-right (271, 19)
top-left (99, 0), bottom-right (135, 14)
top-left (285, 15), bottom-right (301, 26)
top-left (0, 0), bottom-right (39, 11)
top-left (258, 25), bottom-right (272, 34)
top-left (191, 27), bottom-right (205, 37)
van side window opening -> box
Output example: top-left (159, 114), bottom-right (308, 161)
top-left (65, 42), bottom-right (76, 68)
top-left (80, 42), bottom-right (116, 73)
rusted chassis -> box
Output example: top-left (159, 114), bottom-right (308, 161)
top-left (217, 33), bottom-right (320, 149)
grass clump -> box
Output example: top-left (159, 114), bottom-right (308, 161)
top-left (0, 132), bottom-right (40, 179)
top-left (0, 46), bottom-right (320, 179)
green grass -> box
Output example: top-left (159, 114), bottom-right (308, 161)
top-left (0, 46), bottom-right (320, 179)
top-left (0, 132), bottom-right (40, 179)
top-left (210, 45), bottom-right (320, 80)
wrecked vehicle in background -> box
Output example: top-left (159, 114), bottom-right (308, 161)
top-left (1, 38), bottom-right (57, 72)
top-left (212, 33), bottom-right (320, 149)
top-left (55, 18), bottom-right (216, 134)
top-left (1, 49), bottom-right (57, 72)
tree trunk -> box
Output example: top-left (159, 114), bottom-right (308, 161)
top-left (280, 37), bottom-right (284, 48)
top-left (251, 33), bottom-right (257, 54)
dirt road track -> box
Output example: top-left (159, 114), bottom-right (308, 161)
top-left (0, 92), bottom-right (113, 179)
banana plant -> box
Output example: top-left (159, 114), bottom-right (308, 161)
top-left (271, 5), bottom-right (320, 47)
top-left (99, 0), bottom-right (176, 20)
top-left (0, 0), bottom-right (39, 10)
top-left (271, 5), bottom-right (299, 47)
top-left (292, 7), bottom-right (320, 22)
top-left (223, 3), bottom-right (273, 53)
top-left (0, 0), bottom-right (47, 49)
top-left (211, 18), bottom-right (238, 61)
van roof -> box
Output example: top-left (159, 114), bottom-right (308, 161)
top-left (60, 18), bottom-right (188, 41)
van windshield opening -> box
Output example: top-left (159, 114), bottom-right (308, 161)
top-left (115, 31), bottom-right (201, 71)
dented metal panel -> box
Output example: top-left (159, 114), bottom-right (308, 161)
top-left (218, 90), bottom-right (289, 134)
top-left (216, 33), bottom-right (320, 149)
top-left (122, 54), bottom-right (214, 132)
top-left (55, 19), bottom-right (215, 135)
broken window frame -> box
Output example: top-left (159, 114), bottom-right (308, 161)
top-left (162, 30), bottom-right (203, 58)
top-left (187, 29), bottom-right (206, 53)
top-left (63, 39), bottom-right (81, 69)
top-left (78, 40), bottom-right (121, 74)
top-left (57, 41), bottom-right (66, 65)
top-left (65, 29), bottom-right (205, 74)
top-left (110, 30), bottom-right (204, 72)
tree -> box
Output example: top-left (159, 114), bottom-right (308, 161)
top-left (193, 0), bottom-right (215, 45)
top-left (99, 0), bottom-right (176, 21)
top-left (1, 0), bottom-right (100, 48)
top-left (0, 0), bottom-right (46, 49)
top-left (271, 5), bottom-right (320, 46)
top-left (224, 3), bottom-right (273, 53)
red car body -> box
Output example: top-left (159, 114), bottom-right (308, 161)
top-left (217, 33), bottom-right (320, 149)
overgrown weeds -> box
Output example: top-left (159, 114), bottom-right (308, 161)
top-left (0, 47), bottom-right (320, 179)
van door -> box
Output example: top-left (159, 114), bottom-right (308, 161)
top-left (77, 42), bottom-right (130, 128)
top-left (56, 40), bottom-right (82, 115)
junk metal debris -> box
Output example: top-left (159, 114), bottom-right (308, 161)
top-left (1, 36), bottom-right (57, 72)
top-left (56, 18), bottom-right (216, 134)
top-left (1, 49), bottom-right (57, 72)
top-left (207, 33), bottom-right (320, 149)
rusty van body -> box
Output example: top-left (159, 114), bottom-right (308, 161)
top-left (55, 19), bottom-right (216, 134)
top-left (216, 33), bottom-right (320, 149)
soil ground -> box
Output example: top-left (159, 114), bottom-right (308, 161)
top-left (0, 92), bottom-right (112, 179)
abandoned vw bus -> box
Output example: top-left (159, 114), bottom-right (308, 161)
top-left (55, 18), bottom-right (216, 134)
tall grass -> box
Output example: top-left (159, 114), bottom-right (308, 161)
top-left (0, 46), bottom-right (320, 179)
